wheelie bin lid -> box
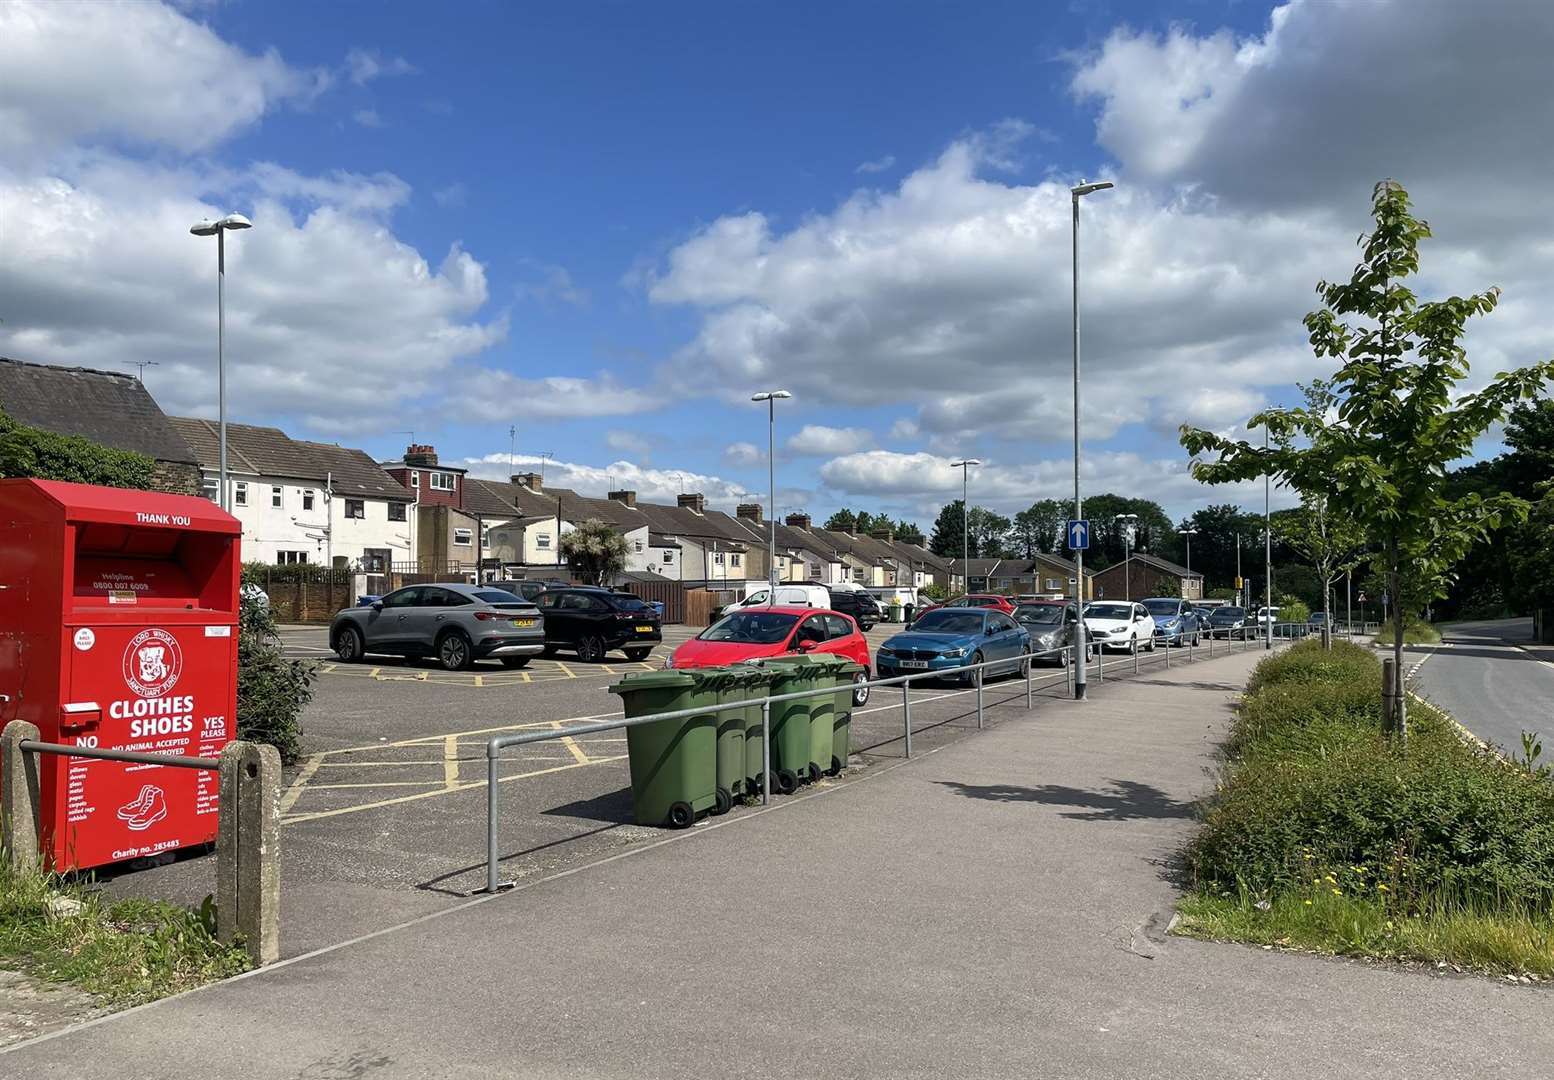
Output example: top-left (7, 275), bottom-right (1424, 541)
top-left (607, 670), bottom-right (697, 697)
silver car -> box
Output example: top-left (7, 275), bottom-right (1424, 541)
top-left (330, 583), bottom-right (545, 671)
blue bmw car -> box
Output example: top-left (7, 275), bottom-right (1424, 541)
top-left (876, 607), bottom-right (1031, 686)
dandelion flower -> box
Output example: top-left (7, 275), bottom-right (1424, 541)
top-left (1304, 900), bottom-right (1313, 906)
top-left (1331, 888), bottom-right (1342, 895)
top-left (1377, 884), bottom-right (1389, 893)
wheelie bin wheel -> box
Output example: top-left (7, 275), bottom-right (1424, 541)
top-left (828, 754), bottom-right (843, 776)
top-left (667, 801), bottom-right (695, 828)
top-left (775, 769), bottom-right (798, 795)
top-left (713, 786), bottom-right (732, 815)
top-left (807, 763), bottom-right (822, 784)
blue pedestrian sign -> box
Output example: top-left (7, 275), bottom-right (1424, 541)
top-left (1066, 519), bottom-right (1090, 551)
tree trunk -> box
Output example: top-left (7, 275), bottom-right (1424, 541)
top-left (1390, 539), bottom-right (1407, 746)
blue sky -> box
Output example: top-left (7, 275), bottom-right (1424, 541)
top-left (3, 1), bottom-right (1548, 527)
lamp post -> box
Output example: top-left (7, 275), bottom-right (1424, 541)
top-left (949, 459), bottom-right (981, 594)
top-left (1178, 527), bottom-right (1198, 598)
top-left (190, 213), bottom-right (253, 513)
top-left (1115, 513), bottom-right (1138, 601)
top-left (1071, 178), bottom-right (1113, 700)
top-left (1264, 423), bottom-right (1273, 650)
top-left (751, 390), bottom-right (791, 598)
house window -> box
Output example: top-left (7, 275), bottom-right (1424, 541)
top-left (536, 533), bottom-right (552, 550)
top-left (345, 499), bottom-right (365, 519)
top-left (453, 527), bottom-right (473, 546)
top-left (411, 472), bottom-right (419, 487)
top-left (480, 522), bottom-right (491, 549)
top-left (233, 481), bottom-right (247, 506)
top-left (713, 552), bottom-right (725, 566)
top-left (1046, 578), bottom-right (1061, 591)
top-left (852, 568), bottom-right (865, 582)
top-left (730, 553), bottom-right (742, 569)
top-left (662, 550), bottom-right (674, 564)
top-left (429, 472), bottom-right (455, 491)
top-left (201, 476), bottom-right (218, 502)
top-left (388, 502), bottom-right (406, 522)
top-left (277, 550), bottom-right (309, 565)
top-left (302, 490), bottom-right (315, 511)
top-left (634, 539), bottom-right (644, 553)
top-left (271, 486), bottom-right (283, 509)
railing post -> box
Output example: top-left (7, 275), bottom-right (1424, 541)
top-left (1025, 655), bottom-right (1033, 710)
top-left (216, 740), bottom-right (281, 966)
top-left (976, 666), bottom-right (984, 729)
top-left (1208, 629), bottom-right (1215, 658)
top-left (1065, 650), bottom-right (1074, 695)
top-left (485, 750), bottom-right (500, 894)
top-left (1133, 641), bottom-right (1140, 675)
top-left (761, 700), bottom-right (771, 805)
top-left (903, 681), bottom-right (913, 758)
top-left (1164, 639), bottom-right (1170, 668)
top-left (1, 721), bottom-right (41, 872)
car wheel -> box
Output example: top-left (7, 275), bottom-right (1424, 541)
top-left (576, 635), bottom-right (605, 663)
top-left (1148, 635), bottom-right (1157, 652)
top-left (859, 622), bottom-right (874, 632)
top-left (1018, 654), bottom-right (1031, 678)
top-left (500, 657), bottom-right (530, 669)
top-left (623, 647), bottom-right (652, 662)
top-left (965, 651), bottom-right (984, 687)
top-left (437, 631), bottom-right (473, 671)
top-left (851, 671), bottom-right (870, 707)
top-left (1128, 636), bottom-right (1138, 656)
top-left (334, 626), bottom-right (365, 663)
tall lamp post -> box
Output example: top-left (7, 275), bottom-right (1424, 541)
top-left (1178, 527), bottom-right (1198, 598)
top-left (1264, 423), bottom-right (1273, 650)
top-left (751, 390), bottom-right (791, 597)
top-left (1114, 513), bottom-right (1138, 601)
top-left (949, 459), bottom-right (981, 594)
top-left (1071, 178), bottom-right (1113, 700)
top-left (190, 213), bottom-right (253, 512)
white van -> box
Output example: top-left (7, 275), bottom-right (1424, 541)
top-left (727, 583), bottom-right (831, 612)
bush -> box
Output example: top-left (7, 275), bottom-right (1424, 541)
top-left (236, 566), bottom-right (316, 764)
top-left (0, 409), bottom-right (157, 490)
top-left (1188, 640), bottom-right (1554, 919)
top-left (1275, 598), bottom-right (1312, 625)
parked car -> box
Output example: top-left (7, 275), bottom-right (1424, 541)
top-left (490, 579), bottom-right (553, 603)
top-left (825, 584), bottom-right (883, 631)
top-left (536, 586), bottom-right (662, 662)
top-left (1082, 601), bottom-right (1157, 654)
top-left (666, 607), bottom-right (872, 705)
top-left (716, 583), bottom-right (831, 620)
top-left (330, 583), bottom-right (545, 671)
top-left (876, 607), bottom-right (1030, 687)
top-left (1206, 605), bottom-right (1249, 640)
top-left (944, 594), bottom-right (1019, 614)
top-left (1142, 597), bottom-right (1201, 647)
top-left (1255, 606), bottom-right (1281, 629)
top-left (1013, 601), bottom-right (1080, 665)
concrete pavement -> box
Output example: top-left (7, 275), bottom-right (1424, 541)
top-left (1411, 617), bottom-right (1554, 756)
top-left (8, 643), bottom-right (1548, 1078)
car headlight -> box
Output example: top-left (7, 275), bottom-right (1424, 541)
top-left (878, 646), bottom-right (895, 657)
top-left (943, 647), bottom-right (966, 658)
top-left (1165, 618), bottom-right (1180, 628)
top-left (663, 655), bottom-right (675, 668)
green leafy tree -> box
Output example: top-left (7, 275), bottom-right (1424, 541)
top-left (1011, 498), bottom-right (1066, 558)
top-left (894, 519), bottom-right (926, 546)
top-left (824, 509), bottom-right (858, 532)
top-left (929, 500), bottom-right (968, 559)
top-left (236, 567), bottom-right (316, 764)
top-left (559, 518), bottom-right (629, 584)
top-left (1182, 180), bottom-right (1554, 739)
top-left (1181, 504), bottom-right (1264, 591)
top-left (0, 409), bottom-right (157, 488)
top-left (968, 507), bottom-right (1011, 559)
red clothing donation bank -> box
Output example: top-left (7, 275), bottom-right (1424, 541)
top-left (0, 479), bottom-right (241, 871)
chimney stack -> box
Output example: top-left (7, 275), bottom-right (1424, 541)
top-left (513, 472), bottom-right (543, 491)
top-left (735, 503), bottom-right (764, 523)
top-left (871, 526), bottom-right (895, 542)
top-left (677, 493), bottom-right (706, 513)
top-left (785, 512), bottom-right (811, 529)
top-left (404, 444), bottom-right (438, 467)
top-left (607, 490), bottom-right (637, 507)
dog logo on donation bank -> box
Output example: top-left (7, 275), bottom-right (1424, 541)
top-left (122, 629), bottom-right (182, 698)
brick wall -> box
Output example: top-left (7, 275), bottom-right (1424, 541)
top-left (257, 577), bottom-right (355, 624)
top-left (151, 460), bottom-right (203, 497)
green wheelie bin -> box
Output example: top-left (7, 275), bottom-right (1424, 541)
top-left (705, 667), bottom-right (747, 814)
top-left (727, 665), bottom-right (771, 796)
top-left (757, 656), bottom-right (818, 794)
top-left (830, 659), bottom-right (867, 775)
top-left (607, 670), bottom-right (717, 828)
top-left (798, 654), bottom-right (841, 783)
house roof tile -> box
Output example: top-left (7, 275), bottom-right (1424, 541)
top-left (0, 358), bottom-right (199, 466)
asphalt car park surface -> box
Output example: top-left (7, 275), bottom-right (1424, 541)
top-left (97, 620), bottom-right (1227, 957)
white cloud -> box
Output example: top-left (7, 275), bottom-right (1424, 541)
top-left (433, 182), bottom-right (467, 208)
top-left (786, 424), bottom-right (875, 456)
top-left (605, 430), bottom-right (652, 456)
top-left (516, 263), bottom-right (590, 307)
top-left (344, 48), bottom-right (417, 86)
top-left (447, 372), bottom-right (663, 421)
top-left (723, 442), bottom-right (764, 466)
top-left (352, 108), bottom-right (384, 128)
top-left (856, 155), bottom-right (895, 175)
top-left (0, 0), bottom-right (329, 161)
top-left (463, 453), bottom-right (754, 510)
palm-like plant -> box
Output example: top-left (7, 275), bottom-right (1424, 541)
top-left (558, 518), bottom-right (629, 585)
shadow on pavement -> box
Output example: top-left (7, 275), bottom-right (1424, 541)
top-left (935, 779), bottom-right (1195, 821)
top-left (542, 788), bottom-right (634, 825)
top-left (413, 821), bottom-right (627, 897)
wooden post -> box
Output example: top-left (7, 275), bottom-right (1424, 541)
top-left (217, 740), bottom-right (282, 966)
top-left (1, 721), bottom-right (41, 871)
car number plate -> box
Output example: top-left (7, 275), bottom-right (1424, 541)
top-left (635, 625), bottom-right (654, 633)
top-left (900, 660), bottom-right (930, 670)
top-left (511, 618), bottom-right (537, 627)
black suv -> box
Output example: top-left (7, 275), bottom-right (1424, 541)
top-left (491, 579), bottom-right (566, 604)
top-left (535, 586), bottom-right (663, 662)
top-left (826, 587), bottom-right (882, 631)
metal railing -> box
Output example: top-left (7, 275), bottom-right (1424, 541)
top-left (480, 624), bottom-right (1300, 893)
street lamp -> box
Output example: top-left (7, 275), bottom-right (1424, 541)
top-left (751, 390), bottom-right (791, 596)
top-left (1115, 513), bottom-right (1139, 601)
top-left (1177, 527), bottom-right (1198, 597)
top-left (1071, 177), bottom-right (1113, 700)
top-left (949, 459), bottom-right (981, 594)
top-left (190, 213), bottom-right (253, 512)
top-left (1264, 423), bottom-right (1273, 650)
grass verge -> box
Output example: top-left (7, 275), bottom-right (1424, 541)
top-left (1176, 638), bottom-right (1554, 978)
top-left (1372, 617), bottom-right (1442, 645)
top-left (0, 859), bottom-right (250, 1007)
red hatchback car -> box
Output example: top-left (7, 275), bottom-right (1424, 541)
top-left (919, 594), bottom-right (1018, 617)
top-left (667, 606), bottom-right (873, 705)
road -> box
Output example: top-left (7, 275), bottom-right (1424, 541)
top-left (1409, 617), bottom-right (1554, 757)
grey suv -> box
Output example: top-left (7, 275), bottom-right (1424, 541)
top-left (330, 583), bottom-right (545, 671)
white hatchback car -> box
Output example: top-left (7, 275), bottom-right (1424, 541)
top-left (1082, 601), bottom-right (1158, 654)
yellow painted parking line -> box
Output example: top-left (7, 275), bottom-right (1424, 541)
top-left (473, 674), bottom-right (484, 688)
top-left (281, 754), bottom-right (629, 825)
top-left (368, 667), bottom-right (381, 678)
top-left (601, 664), bottom-right (617, 675)
top-left (318, 712), bottom-right (625, 757)
top-left (317, 760), bottom-right (450, 768)
top-left (278, 753), bottom-right (324, 814)
top-left (443, 734), bottom-right (459, 788)
top-left (556, 661), bottom-right (577, 679)
top-left (521, 670), bottom-right (532, 683)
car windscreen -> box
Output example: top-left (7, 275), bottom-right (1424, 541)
top-left (1015, 605), bottom-right (1064, 625)
top-left (699, 612), bottom-right (798, 644)
top-left (1142, 599), bottom-right (1181, 616)
top-left (909, 611), bottom-right (985, 634)
top-left (474, 590), bottom-right (536, 607)
top-left (1212, 607), bottom-right (1245, 619)
top-left (610, 595), bottom-right (653, 613)
top-left (1084, 603), bottom-right (1133, 620)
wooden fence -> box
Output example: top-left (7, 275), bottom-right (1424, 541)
top-left (255, 573), bottom-right (355, 624)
